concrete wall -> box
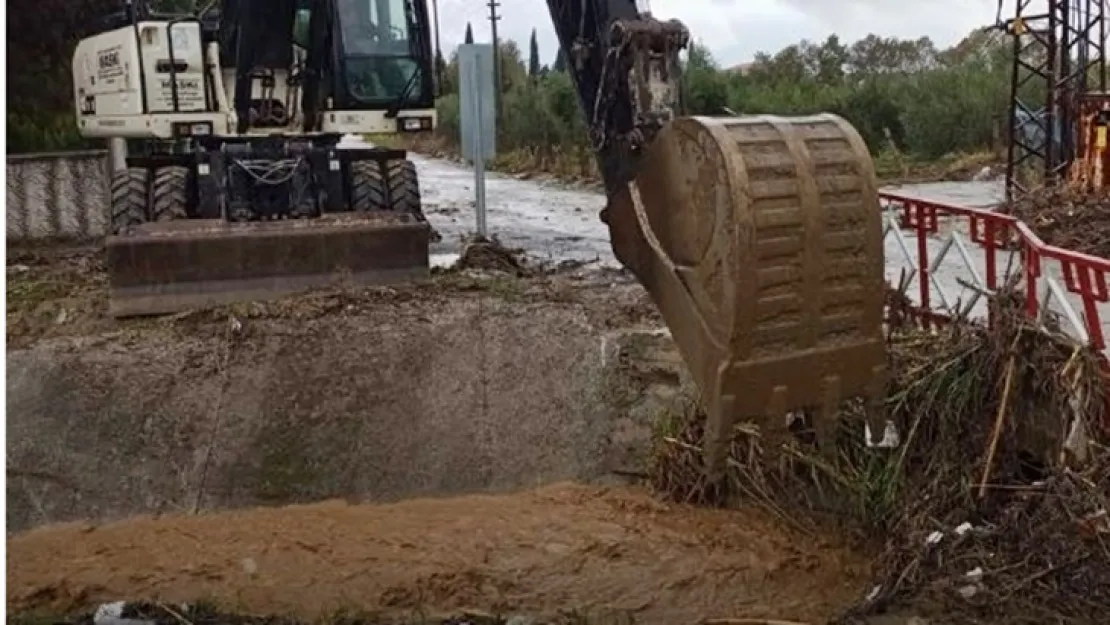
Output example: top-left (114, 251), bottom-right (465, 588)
top-left (6, 297), bottom-right (685, 534)
top-left (6, 151), bottom-right (110, 240)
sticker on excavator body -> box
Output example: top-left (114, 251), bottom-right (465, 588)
top-left (604, 114), bottom-right (888, 477)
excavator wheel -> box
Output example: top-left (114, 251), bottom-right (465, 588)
top-left (350, 158), bottom-right (427, 218)
top-left (350, 160), bottom-right (388, 212)
top-left (151, 166), bottom-right (190, 222)
top-left (349, 158), bottom-right (423, 216)
top-left (605, 114), bottom-right (890, 480)
top-left (384, 158), bottom-right (441, 242)
top-left (110, 167), bottom-right (150, 234)
top-left (385, 159), bottom-right (421, 215)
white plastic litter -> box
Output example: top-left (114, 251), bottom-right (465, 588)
top-left (957, 584), bottom-right (980, 599)
top-left (864, 420), bottom-right (901, 448)
top-left (93, 602), bottom-right (154, 625)
top-left (965, 566), bottom-right (984, 582)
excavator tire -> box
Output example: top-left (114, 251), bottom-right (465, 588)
top-left (385, 159), bottom-right (421, 215)
top-left (604, 114), bottom-right (888, 479)
top-left (110, 167), bottom-right (150, 234)
top-left (349, 158), bottom-right (426, 220)
top-left (151, 166), bottom-right (190, 222)
top-left (350, 160), bottom-right (388, 211)
top-left (385, 159), bottom-right (441, 242)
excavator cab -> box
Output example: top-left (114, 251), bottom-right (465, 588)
top-left (213, 0), bottom-right (436, 133)
top-left (330, 0), bottom-right (427, 104)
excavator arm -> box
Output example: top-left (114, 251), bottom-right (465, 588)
top-left (544, 1), bottom-right (891, 476)
top-left (543, 1), bottom-right (688, 194)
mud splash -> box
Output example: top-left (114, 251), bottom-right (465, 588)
top-left (7, 483), bottom-right (873, 624)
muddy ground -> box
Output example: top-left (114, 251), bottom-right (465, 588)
top-left (7, 483), bottom-right (874, 624)
top-left (7, 245), bottom-right (687, 530)
top-left (4, 243), bottom-right (889, 625)
top-left (6, 243), bottom-right (655, 350)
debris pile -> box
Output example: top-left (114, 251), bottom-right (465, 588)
top-left (453, 235), bottom-right (531, 276)
top-left (1006, 186), bottom-right (1110, 258)
top-left (652, 293), bottom-right (1109, 624)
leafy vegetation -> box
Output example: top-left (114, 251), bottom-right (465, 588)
top-left (7, 0), bottom-right (197, 153)
top-left (429, 28), bottom-right (1022, 173)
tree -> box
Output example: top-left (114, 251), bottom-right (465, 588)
top-left (528, 29), bottom-right (541, 80)
top-left (684, 43), bottom-right (729, 115)
top-left (553, 47), bottom-right (567, 73)
top-left (464, 22), bottom-right (474, 44)
top-left (435, 48), bottom-right (448, 94)
top-left (8, 0), bottom-right (120, 151)
top-left (497, 40), bottom-right (528, 93)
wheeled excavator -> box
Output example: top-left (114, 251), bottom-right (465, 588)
top-left (73, 0), bottom-right (889, 473)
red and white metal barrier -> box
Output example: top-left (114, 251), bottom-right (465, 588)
top-left (880, 191), bottom-right (1110, 356)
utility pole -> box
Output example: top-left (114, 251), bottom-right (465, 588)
top-left (487, 0), bottom-right (502, 122)
top-left (431, 0), bottom-right (443, 94)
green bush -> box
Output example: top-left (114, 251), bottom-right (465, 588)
top-left (7, 111), bottom-right (90, 154)
top-left (430, 31), bottom-right (1012, 163)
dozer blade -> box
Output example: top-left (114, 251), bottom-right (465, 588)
top-left (106, 214), bottom-right (430, 317)
top-left (603, 114), bottom-right (889, 478)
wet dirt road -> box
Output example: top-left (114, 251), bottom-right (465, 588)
top-left (7, 483), bottom-right (872, 624)
top-left (416, 155), bottom-right (1106, 353)
top-left (421, 157), bottom-right (612, 267)
top-left (417, 153), bottom-right (1007, 266)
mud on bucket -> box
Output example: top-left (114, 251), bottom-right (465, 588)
top-left (617, 113), bottom-right (889, 476)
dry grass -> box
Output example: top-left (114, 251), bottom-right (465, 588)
top-left (873, 149), bottom-right (1001, 185)
top-left (372, 133), bottom-right (602, 189)
top-left (650, 292), bottom-right (1109, 624)
top-left (382, 132), bottom-right (1000, 190)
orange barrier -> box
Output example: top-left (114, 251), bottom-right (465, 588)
top-left (880, 192), bottom-right (1109, 351)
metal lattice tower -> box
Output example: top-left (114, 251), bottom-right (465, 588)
top-left (1003, 0), bottom-right (1108, 202)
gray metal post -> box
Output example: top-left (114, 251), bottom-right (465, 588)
top-left (475, 150), bottom-right (488, 237)
top-left (471, 70), bottom-right (487, 237)
top-left (458, 44), bottom-right (496, 239)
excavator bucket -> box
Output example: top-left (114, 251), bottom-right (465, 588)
top-left (105, 214), bottom-right (430, 317)
top-left (603, 114), bottom-right (889, 477)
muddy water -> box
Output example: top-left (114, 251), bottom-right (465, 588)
top-left (414, 156), bottom-right (1106, 353)
top-left (7, 483), bottom-right (873, 624)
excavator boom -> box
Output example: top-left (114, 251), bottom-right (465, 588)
top-left (545, 0), bottom-right (889, 474)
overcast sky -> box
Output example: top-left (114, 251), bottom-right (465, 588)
top-left (431, 0), bottom-right (1017, 67)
